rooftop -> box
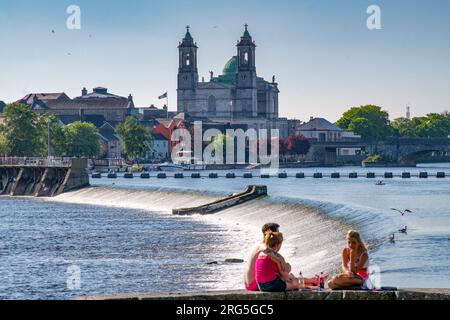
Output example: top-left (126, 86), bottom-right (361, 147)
top-left (298, 117), bottom-right (344, 132)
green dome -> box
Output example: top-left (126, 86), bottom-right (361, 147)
top-left (222, 56), bottom-right (237, 75)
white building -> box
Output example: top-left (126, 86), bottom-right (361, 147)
top-left (147, 133), bottom-right (169, 162)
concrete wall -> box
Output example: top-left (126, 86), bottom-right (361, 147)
top-left (79, 289), bottom-right (450, 301)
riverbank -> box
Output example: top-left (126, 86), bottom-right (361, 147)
top-left (79, 288), bottom-right (450, 300)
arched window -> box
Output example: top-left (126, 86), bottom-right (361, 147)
top-left (208, 95), bottom-right (216, 114)
top-left (186, 53), bottom-right (190, 66)
top-left (243, 52), bottom-right (249, 65)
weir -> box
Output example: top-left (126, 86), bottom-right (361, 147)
top-left (172, 185), bottom-right (268, 215)
top-left (0, 158), bottom-right (89, 197)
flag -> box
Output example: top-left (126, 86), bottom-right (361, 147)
top-left (158, 92), bottom-right (168, 100)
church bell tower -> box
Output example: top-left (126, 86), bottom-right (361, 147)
top-left (235, 24), bottom-right (258, 117)
top-left (177, 26), bottom-right (199, 113)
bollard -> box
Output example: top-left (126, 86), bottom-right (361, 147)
top-left (107, 172), bottom-right (117, 179)
top-left (260, 174), bottom-right (270, 179)
top-left (384, 172), bottom-right (393, 179)
top-left (191, 173), bottom-right (201, 179)
top-left (367, 172), bottom-right (375, 179)
top-left (296, 173), bottom-right (305, 179)
top-left (243, 173), bottom-right (253, 179)
top-left (226, 173), bottom-right (236, 179)
top-left (419, 172), bottom-right (428, 179)
top-left (124, 173), bottom-right (134, 179)
top-left (436, 172), bottom-right (446, 178)
top-left (157, 173), bottom-right (167, 179)
top-left (402, 172), bottom-right (411, 179)
top-left (278, 172), bottom-right (288, 179)
top-left (174, 173), bottom-right (184, 179)
top-left (140, 173), bottom-right (150, 179)
top-left (209, 173), bottom-right (218, 179)
top-left (313, 173), bottom-right (323, 179)
top-left (349, 172), bottom-right (358, 179)
top-left (91, 173), bottom-right (102, 179)
top-left (331, 173), bottom-right (340, 179)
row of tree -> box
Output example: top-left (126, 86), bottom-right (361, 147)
top-left (336, 105), bottom-right (450, 140)
top-left (0, 103), bottom-right (153, 160)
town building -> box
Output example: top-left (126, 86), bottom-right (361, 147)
top-left (17, 87), bottom-right (138, 123)
top-left (98, 122), bottom-right (122, 159)
top-left (0, 101), bottom-right (5, 113)
top-left (146, 133), bottom-right (169, 162)
top-left (298, 117), bottom-right (344, 142)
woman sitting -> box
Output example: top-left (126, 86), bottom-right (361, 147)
top-left (328, 230), bottom-right (370, 290)
top-left (255, 231), bottom-right (302, 292)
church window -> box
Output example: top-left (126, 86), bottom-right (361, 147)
top-left (186, 53), bottom-right (190, 66)
top-left (243, 52), bottom-right (249, 64)
top-left (208, 95), bottom-right (217, 114)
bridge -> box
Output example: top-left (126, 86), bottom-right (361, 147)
top-left (308, 138), bottom-right (450, 166)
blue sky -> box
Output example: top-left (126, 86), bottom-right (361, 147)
top-left (0, 0), bottom-right (449, 121)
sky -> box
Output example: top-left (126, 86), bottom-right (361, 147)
top-left (0, 0), bottom-right (449, 122)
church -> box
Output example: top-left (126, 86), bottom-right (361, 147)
top-left (177, 25), bottom-right (280, 121)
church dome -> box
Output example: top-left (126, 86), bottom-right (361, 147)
top-left (222, 56), bottom-right (237, 75)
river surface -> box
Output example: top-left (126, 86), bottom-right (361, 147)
top-left (0, 163), bottom-right (449, 299)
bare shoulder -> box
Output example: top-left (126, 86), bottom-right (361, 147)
top-left (342, 247), bottom-right (350, 255)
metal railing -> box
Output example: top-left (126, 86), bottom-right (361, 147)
top-left (0, 157), bottom-right (72, 167)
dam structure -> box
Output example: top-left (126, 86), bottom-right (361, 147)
top-left (0, 157), bottom-right (89, 197)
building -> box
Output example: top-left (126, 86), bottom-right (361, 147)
top-left (146, 133), bottom-right (169, 162)
top-left (298, 117), bottom-right (344, 142)
top-left (177, 25), bottom-right (279, 121)
top-left (17, 87), bottom-right (137, 123)
top-left (0, 101), bottom-right (5, 113)
top-left (98, 122), bottom-right (122, 159)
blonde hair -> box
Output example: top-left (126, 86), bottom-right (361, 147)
top-left (264, 231), bottom-right (283, 249)
top-left (347, 230), bottom-right (367, 251)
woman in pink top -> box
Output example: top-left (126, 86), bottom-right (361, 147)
top-left (328, 230), bottom-right (370, 290)
top-left (256, 231), bottom-right (303, 292)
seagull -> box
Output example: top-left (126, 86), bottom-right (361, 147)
top-left (398, 226), bottom-right (408, 234)
top-left (389, 234), bottom-right (396, 243)
top-left (391, 208), bottom-right (413, 216)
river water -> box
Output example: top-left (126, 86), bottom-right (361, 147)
top-left (0, 163), bottom-right (449, 299)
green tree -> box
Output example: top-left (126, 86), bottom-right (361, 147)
top-left (392, 113), bottom-right (450, 138)
top-left (0, 132), bottom-right (8, 156)
top-left (0, 103), bottom-right (45, 156)
top-left (115, 116), bottom-right (152, 162)
top-left (38, 113), bottom-right (68, 157)
top-left (64, 121), bottom-right (101, 157)
top-left (336, 105), bottom-right (392, 140)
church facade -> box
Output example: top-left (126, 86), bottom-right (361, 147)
top-left (177, 25), bottom-right (279, 121)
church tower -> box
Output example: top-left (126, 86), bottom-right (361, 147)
top-left (177, 26), bottom-right (198, 113)
top-left (235, 24), bottom-right (258, 118)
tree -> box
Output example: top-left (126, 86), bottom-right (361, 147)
top-left (336, 105), bottom-right (392, 140)
top-left (0, 103), bottom-right (45, 156)
top-left (0, 132), bottom-right (8, 156)
top-left (64, 121), bottom-right (101, 157)
top-left (392, 113), bottom-right (450, 138)
top-left (115, 116), bottom-right (152, 162)
top-left (280, 134), bottom-right (311, 156)
top-left (37, 113), bottom-right (68, 157)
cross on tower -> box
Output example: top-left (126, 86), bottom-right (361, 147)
top-left (186, 25), bottom-right (190, 32)
top-left (244, 24), bottom-right (248, 31)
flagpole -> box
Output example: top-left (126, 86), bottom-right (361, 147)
top-left (166, 93), bottom-right (169, 119)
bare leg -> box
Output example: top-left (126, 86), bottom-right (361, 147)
top-left (328, 274), bottom-right (363, 290)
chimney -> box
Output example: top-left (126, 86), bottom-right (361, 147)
top-left (310, 116), bottom-right (314, 121)
top-left (82, 87), bottom-right (87, 96)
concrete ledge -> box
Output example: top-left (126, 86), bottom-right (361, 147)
top-left (78, 289), bottom-right (450, 301)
